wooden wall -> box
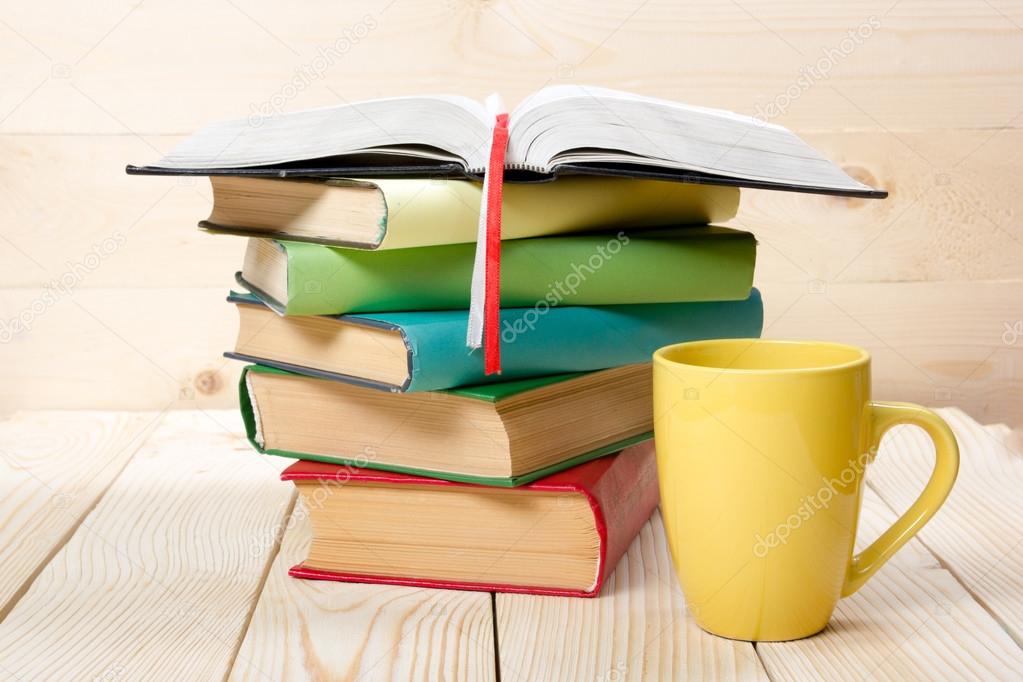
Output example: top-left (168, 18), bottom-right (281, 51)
top-left (1, 1), bottom-right (1020, 424)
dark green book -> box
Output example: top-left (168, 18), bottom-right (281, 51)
top-left (227, 289), bottom-right (764, 392)
top-left (240, 363), bottom-right (652, 486)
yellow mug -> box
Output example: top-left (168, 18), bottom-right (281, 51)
top-left (653, 339), bottom-right (959, 641)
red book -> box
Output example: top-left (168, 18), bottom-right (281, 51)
top-left (282, 439), bottom-right (658, 597)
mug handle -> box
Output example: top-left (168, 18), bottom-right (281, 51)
top-left (842, 401), bottom-right (960, 597)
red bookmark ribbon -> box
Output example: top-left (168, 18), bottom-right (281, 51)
top-left (483, 113), bottom-right (509, 375)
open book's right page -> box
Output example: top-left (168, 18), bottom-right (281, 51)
top-left (508, 85), bottom-right (874, 195)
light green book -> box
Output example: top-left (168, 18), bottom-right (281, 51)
top-left (238, 226), bottom-right (756, 316)
top-left (202, 175), bottom-right (740, 249)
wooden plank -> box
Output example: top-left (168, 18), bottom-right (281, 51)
top-left (0, 135), bottom-right (238, 290)
top-left (865, 408), bottom-right (1023, 645)
top-left (0, 411), bottom-right (157, 619)
top-left (736, 129), bottom-right (1023, 284)
top-left (1, 281), bottom-right (1018, 428)
top-left (757, 484), bottom-right (1023, 680)
top-left (762, 281), bottom-right (1023, 427)
top-left (1, 1), bottom-right (1022, 133)
top-left (496, 511), bottom-right (767, 682)
top-left (0, 287), bottom-right (242, 414)
top-left (230, 503), bottom-right (495, 681)
top-left (2, 130), bottom-right (1022, 289)
top-left (0, 411), bottom-right (294, 681)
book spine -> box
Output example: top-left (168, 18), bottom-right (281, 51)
top-left (585, 440), bottom-right (660, 595)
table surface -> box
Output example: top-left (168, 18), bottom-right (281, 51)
top-left (0, 407), bottom-right (1020, 681)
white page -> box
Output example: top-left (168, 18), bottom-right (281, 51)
top-left (508, 85), bottom-right (871, 192)
top-left (154, 95), bottom-right (491, 170)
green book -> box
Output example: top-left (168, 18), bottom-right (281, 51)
top-left (239, 363), bottom-right (653, 486)
top-left (238, 226), bottom-right (756, 316)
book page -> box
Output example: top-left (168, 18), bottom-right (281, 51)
top-left (152, 95), bottom-right (491, 171)
top-left (509, 85), bottom-right (871, 193)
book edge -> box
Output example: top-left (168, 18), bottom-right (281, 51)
top-left (276, 432), bottom-right (653, 488)
top-left (286, 564), bottom-right (599, 597)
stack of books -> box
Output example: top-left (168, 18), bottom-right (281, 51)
top-left (130, 86), bottom-right (881, 597)
top-left (222, 176), bottom-right (760, 596)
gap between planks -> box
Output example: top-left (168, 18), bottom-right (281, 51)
top-left (491, 593), bottom-right (503, 682)
top-left (228, 500), bottom-right (497, 681)
top-left (867, 409), bottom-right (1023, 648)
top-left (864, 472), bottom-right (1022, 652)
top-left (220, 489), bottom-right (299, 682)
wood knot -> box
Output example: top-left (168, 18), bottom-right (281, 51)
top-left (843, 164), bottom-right (879, 189)
top-left (826, 165), bottom-right (888, 208)
top-left (193, 369), bottom-right (222, 396)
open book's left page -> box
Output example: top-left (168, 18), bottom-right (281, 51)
top-left (152, 95), bottom-right (491, 171)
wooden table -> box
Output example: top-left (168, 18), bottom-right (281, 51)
top-left (0, 408), bottom-right (1020, 681)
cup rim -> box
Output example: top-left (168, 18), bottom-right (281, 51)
top-left (653, 338), bottom-right (870, 376)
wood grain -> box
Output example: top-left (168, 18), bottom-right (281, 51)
top-left (865, 408), bottom-right (1023, 646)
top-left (757, 485), bottom-right (1023, 680)
top-left (2, 1), bottom-right (1022, 133)
top-left (0, 135), bottom-right (237, 289)
top-left (230, 503), bottom-right (496, 681)
top-left (0, 411), bottom-right (157, 619)
top-left (0, 411), bottom-right (294, 681)
top-left (496, 511), bottom-right (767, 682)
top-left (736, 130), bottom-right (1023, 284)
top-left (0, 287), bottom-right (243, 414)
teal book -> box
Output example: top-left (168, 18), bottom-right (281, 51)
top-left (227, 289), bottom-right (763, 392)
top-left (238, 225), bottom-right (756, 316)
top-left (239, 363), bottom-right (654, 486)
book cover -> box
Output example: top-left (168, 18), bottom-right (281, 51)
top-left (238, 363), bottom-right (653, 487)
top-left (200, 175), bottom-right (741, 249)
top-left (283, 439), bottom-right (659, 597)
top-left (241, 225), bottom-right (757, 316)
top-left (226, 288), bottom-right (764, 392)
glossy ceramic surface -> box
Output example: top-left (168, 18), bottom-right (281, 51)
top-left (653, 339), bottom-right (959, 641)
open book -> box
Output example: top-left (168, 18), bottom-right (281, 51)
top-left (128, 85), bottom-right (884, 198)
